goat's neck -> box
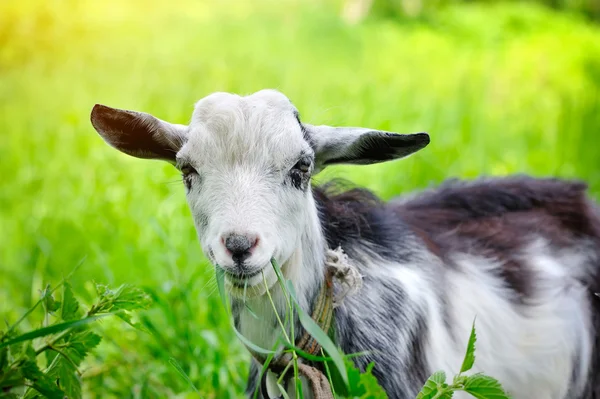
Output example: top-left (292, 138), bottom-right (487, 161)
top-left (232, 194), bottom-right (326, 351)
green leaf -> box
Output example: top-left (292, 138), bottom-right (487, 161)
top-left (41, 330), bottom-right (101, 399)
top-left (284, 278), bottom-right (348, 387)
top-left (0, 363), bottom-right (26, 392)
top-left (64, 330), bottom-right (101, 365)
top-left (277, 382), bottom-right (291, 399)
top-left (232, 324), bottom-right (278, 355)
top-left (112, 284), bottom-right (153, 311)
top-left (61, 282), bottom-right (81, 321)
top-left (345, 359), bottom-right (388, 399)
top-left (115, 310), bottom-right (150, 333)
top-left (21, 359), bottom-right (65, 399)
top-left (95, 283), bottom-right (152, 312)
top-left (46, 355), bottom-right (81, 399)
top-left (460, 319), bottom-right (477, 373)
top-left (0, 314), bottom-right (111, 350)
top-left (463, 373), bottom-right (511, 399)
top-left (416, 371), bottom-right (446, 399)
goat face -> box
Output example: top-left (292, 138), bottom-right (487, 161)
top-left (90, 89), bottom-right (429, 297)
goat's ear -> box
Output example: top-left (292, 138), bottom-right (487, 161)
top-left (90, 104), bottom-right (188, 163)
top-left (306, 125), bottom-right (430, 171)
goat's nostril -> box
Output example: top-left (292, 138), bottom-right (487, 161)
top-left (224, 233), bottom-right (257, 262)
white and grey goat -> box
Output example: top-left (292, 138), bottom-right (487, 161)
top-left (90, 89), bottom-right (600, 399)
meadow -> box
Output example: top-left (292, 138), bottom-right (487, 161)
top-left (1, 0), bottom-right (600, 397)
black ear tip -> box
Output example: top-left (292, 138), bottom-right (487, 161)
top-left (416, 132), bottom-right (430, 147)
top-left (91, 104), bottom-right (109, 121)
top-left (90, 104), bottom-right (121, 132)
top-left (92, 103), bottom-right (115, 115)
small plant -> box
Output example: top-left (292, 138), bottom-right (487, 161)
top-left (0, 274), bottom-right (151, 398)
top-left (416, 321), bottom-right (512, 399)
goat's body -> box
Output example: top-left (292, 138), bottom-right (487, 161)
top-left (88, 90), bottom-right (599, 399)
top-left (248, 175), bottom-right (600, 399)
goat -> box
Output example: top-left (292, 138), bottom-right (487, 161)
top-left (90, 89), bottom-right (600, 399)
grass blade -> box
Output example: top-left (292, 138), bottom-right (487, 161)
top-left (0, 314), bottom-right (111, 349)
top-left (285, 280), bottom-right (348, 387)
top-left (168, 357), bottom-right (200, 393)
top-left (232, 326), bottom-right (278, 355)
top-left (215, 266), bottom-right (277, 355)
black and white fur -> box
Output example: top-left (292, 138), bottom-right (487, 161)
top-left (90, 89), bottom-right (600, 399)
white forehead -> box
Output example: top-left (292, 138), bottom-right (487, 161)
top-left (180, 89), bottom-right (312, 168)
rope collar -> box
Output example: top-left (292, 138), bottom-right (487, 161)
top-left (256, 269), bottom-right (335, 399)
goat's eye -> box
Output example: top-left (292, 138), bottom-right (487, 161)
top-left (288, 158), bottom-right (312, 190)
top-left (293, 159), bottom-right (311, 174)
top-left (180, 165), bottom-right (198, 191)
top-left (181, 165), bottom-right (197, 176)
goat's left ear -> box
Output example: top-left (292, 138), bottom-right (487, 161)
top-left (90, 104), bottom-right (188, 164)
top-left (306, 125), bottom-right (430, 171)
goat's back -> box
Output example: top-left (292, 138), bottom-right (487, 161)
top-left (392, 175), bottom-right (600, 398)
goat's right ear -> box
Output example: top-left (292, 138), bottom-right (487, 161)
top-left (90, 104), bottom-right (188, 163)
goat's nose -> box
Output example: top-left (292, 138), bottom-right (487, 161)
top-left (223, 233), bottom-right (257, 263)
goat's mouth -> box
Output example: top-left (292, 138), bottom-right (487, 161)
top-left (223, 266), bottom-right (278, 299)
top-left (225, 268), bottom-right (263, 283)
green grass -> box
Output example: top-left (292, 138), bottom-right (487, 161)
top-left (1, 0), bottom-right (600, 397)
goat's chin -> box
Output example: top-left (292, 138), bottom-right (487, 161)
top-left (224, 266), bottom-right (278, 299)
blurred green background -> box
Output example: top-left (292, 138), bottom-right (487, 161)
top-left (1, 0), bottom-right (599, 397)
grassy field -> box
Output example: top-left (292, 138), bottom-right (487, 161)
top-left (1, 0), bottom-right (600, 397)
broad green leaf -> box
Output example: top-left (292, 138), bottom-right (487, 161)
top-left (113, 284), bottom-right (153, 311)
top-left (415, 371), bottom-right (446, 399)
top-left (285, 279), bottom-right (348, 387)
top-left (61, 282), bottom-right (81, 321)
top-left (64, 330), bottom-right (101, 365)
top-left (345, 359), bottom-right (388, 399)
top-left (96, 284), bottom-right (152, 312)
top-left (45, 354), bottom-right (81, 399)
top-left (42, 330), bottom-right (101, 399)
top-left (463, 373), bottom-right (511, 399)
top-left (0, 364), bottom-right (26, 392)
top-left (0, 314), bottom-right (111, 350)
top-left (115, 310), bottom-right (150, 333)
top-left (21, 359), bottom-right (65, 399)
top-left (460, 320), bottom-right (477, 373)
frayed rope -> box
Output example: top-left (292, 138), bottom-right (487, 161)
top-left (325, 246), bottom-right (363, 308)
